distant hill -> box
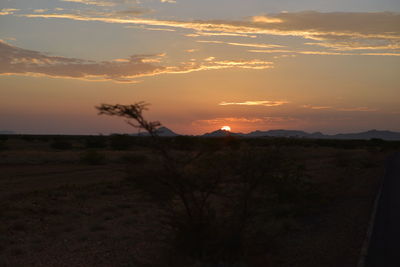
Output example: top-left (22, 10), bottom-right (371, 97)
top-left (331, 130), bottom-right (400, 141)
top-left (0, 131), bottom-right (15, 135)
top-left (247, 130), bottom-right (311, 138)
top-left (202, 129), bottom-right (245, 137)
top-left (203, 129), bottom-right (231, 137)
top-left (134, 126), bottom-right (179, 137)
top-left (201, 129), bottom-right (400, 141)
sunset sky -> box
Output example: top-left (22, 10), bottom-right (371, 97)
top-left (1, 0), bottom-right (399, 135)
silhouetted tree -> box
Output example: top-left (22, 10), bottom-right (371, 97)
top-left (96, 102), bottom-right (307, 265)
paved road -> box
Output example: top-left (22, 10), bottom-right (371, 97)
top-left (366, 152), bottom-right (400, 267)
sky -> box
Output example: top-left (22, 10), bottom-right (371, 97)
top-left (1, 0), bottom-right (400, 135)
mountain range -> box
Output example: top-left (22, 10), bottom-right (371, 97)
top-left (201, 129), bottom-right (400, 140)
top-left (131, 127), bottom-right (400, 140)
top-left (133, 127), bottom-right (179, 137)
top-left (2, 128), bottom-right (400, 140)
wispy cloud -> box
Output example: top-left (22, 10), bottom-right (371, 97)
top-left (302, 105), bottom-right (378, 112)
top-left (193, 116), bottom-right (296, 126)
top-left (251, 15), bottom-right (283, 24)
top-left (0, 40), bottom-right (274, 83)
top-left (301, 105), bottom-right (331, 110)
top-left (33, 9), bottom-right (49, 13)
top-left (60, 0), bottom-right (116, 7)
top-left (186, 32), bottom-right (257, 38)
top-left (185, 49), bottom-right (198, 53)
top-left (249, 49), bottom-right (400, 56)
top-left (0, 8), bottom-right (19, 15)
top-left (337, 107), bottom-right (378, 112)
top-left (125, 25), bottom-right (176, 32)
top-left (15, 11), bottom-right (400, 53)
top-left (305, 42), bottom-right (400, 51)
top-left (114, 8), bottom-right (152, 16)
top-left (0, 40), bottom-right (167, 83)
top-left (219, 100), bottom-right (288, 107)
top-left (197, 40), bottom-right (285, 49)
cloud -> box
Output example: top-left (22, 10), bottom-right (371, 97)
top-left (0, 40), bottom-right (166, 83)
top-left (302, 105), bottom-right (378, 112)
top-left (251, 15), bottom-right (283, 24)
top-left (114, 8), bottom-right (152, 16)
top-left (33, 9), bottom-right (49, 13)
top-left (301, 105), bottom-right (331, 110)
top-left (249, 49), bottom-right (400, 56)
top-left (160, 0), bottom-right (176, 3)
top-left (60, 0), bottom-right (116, 7)
top-left (193, 116), bottom-right (296, 126)
top-left (125, 25), bottom-right (176, 32)
top-left (219, 100), bottom-right (288, 107)
top-left (17, 11), bottom-right (400, 52)
top-left (0, 40), bottom-right (274, 83)
top-left (337, 107), bottom-right (378, 112)
top-left (248, 49), bottom-right (295, 53)
top-left (197, 40), bottom-right (285, 49)
top-left (0, 8), bottom-right (19, 15)
top-left (305, 42), bottom-right (400, 51)
top-left (186, 32), bottom-right (257, 38)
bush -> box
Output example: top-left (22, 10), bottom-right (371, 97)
top-left (110, 134), bottom-right (134, 150)
top-left (80, 150), bottom-right (106, 165)
top-left (0, 141), bottom-right (7, 151)
top-left (50, 140), bottom-right (73, 150)
top-left (119, 152), bottom-right (148, 164)
top-left (97, 102), bottom-right (310, 265)
top-left (84, 136), bottom-right (108, 149)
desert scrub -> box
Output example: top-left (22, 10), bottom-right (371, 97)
top-left (96, 102), bottom-right (312, 265)
top-left (50, 140), bottom-right (73, 150)
top-left (84, 136), bottom-right (108, 149)
top-left (80, 149), bottom-right (106, 165)
top-left (119, 152), bottom-right (148, 164)
top-left (0, 140), bottom-right (7, 151)
top-left (109, 134), bottom-right (135, 150)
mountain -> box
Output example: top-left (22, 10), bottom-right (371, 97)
top-left (247, 129), bottom-right (310, 138)
top-left (201, 129), bottom-right (400, 140)
top-left (0, 131), bottom-right (15, 135)
top-left (134, 126), bottom-right (179, 137)
top-left (155, 127), bottom-right (179, 137)
top-left (202, 129), bottom-right (247, 137)
top-left (331, 130), bottom-right (400, 141)
top-left (202, 129), bottom-right (233, 137)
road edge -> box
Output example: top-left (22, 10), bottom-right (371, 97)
top-left (357, 164), bottom-right (386, 267)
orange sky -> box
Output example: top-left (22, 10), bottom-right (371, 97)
top-left (1, 1), bottom-right (400, 135)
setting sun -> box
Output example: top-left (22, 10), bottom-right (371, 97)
top-left (221, 126), bottom-right (231, 131)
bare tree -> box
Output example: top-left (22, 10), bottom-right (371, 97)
top-left (96, 102), bottom-right (306, 265)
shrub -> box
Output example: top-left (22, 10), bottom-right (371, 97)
top-left (50, 140), bottom-right (73, 150)
top-left (84, 136), bottom-right (107, 149)
top-left (0, 141), bottom-right (7, 151)
top-left (110, 134), bottom-right (135, 150)
top-left (80, 149), bottom-right (106, 165)
top-left (119, 152), bottom-right (148, 164)
top-left (96, 102), bottom-right (308, 265)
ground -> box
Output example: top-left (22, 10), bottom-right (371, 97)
top-left (0, 136), bottom-right (390, 266)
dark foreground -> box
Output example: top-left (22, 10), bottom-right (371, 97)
top-left (0, 135), bottom-right (395, 266)
top-left (366, 152), bottom-right (400, 267)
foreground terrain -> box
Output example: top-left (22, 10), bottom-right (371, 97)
top-left (0, 135), bottom-right (396, 266)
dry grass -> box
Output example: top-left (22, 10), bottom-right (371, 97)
top-left (0, 137), bottom-right (387, 266)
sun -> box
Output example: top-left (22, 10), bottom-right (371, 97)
top-left (221, 126), bottom-right (231, 131)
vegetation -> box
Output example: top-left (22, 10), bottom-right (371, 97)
top-left (94, 102), bottom-right (381, 265)
top-left (0, 113), bottom-right (395, 266)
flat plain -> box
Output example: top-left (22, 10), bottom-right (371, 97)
top-left (0, 135), bottom-right (394, 266)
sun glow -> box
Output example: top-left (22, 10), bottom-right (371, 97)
top-left (221, 126), bottom-right (231, 131)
